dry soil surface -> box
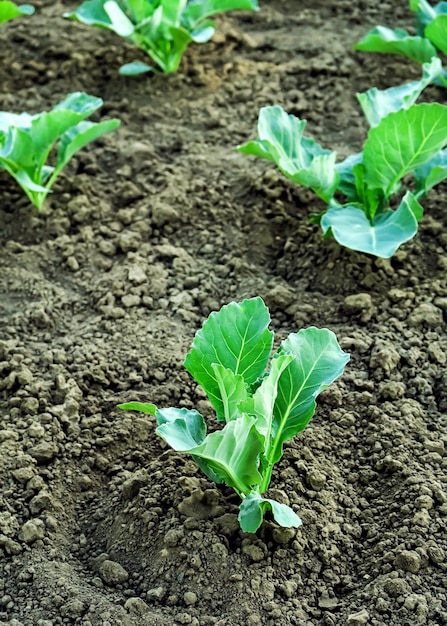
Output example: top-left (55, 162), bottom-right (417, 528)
top-left (1, 1), bottom-right (447, 625)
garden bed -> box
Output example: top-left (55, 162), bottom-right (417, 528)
top-left (1, 1), bottom-right (447, 625)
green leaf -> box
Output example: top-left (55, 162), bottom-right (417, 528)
top-left (241, 353), bottom-right (293, 451)
top-left (357, 57), bottom-right (442, 127)
top-left (238, 106), bottom-right (339, 202)
top-left (64, 0), bottom-right (115, 30)
top-left (53, 91), bottom-right (104, 117)
top-left (104, 0), bottom-right (134, 35)
top-left (189, 21), bottom-right (215, 42)
top-left (162, 0), bottom-right (188, 27)
top-left (156, 407), bottom-right (207, 449)
top-left (411, 0), bottom-right (444, 34)
top-left (320, 192), bottom-right (423, 258)
top-left (425, 14), bottom-right (447, 54)
top-left (268, 328), bottom-right (349, 466)
top-left (212, 364), bottom-right (249, 423)
top-left (118, 401), bottom-right (157, 415)
top-left (184, 0), bottom-right (259, 28)
top-left (354, 25), bottom-right (437, 64)
top-left (335, 152), bottom-right (363, 200)
top-left (363, 103), bottom-right (447, 197)
top-left (56, 118), bottom-right (121, 175)
top-left (0, 1), bottom-right (34, 24)
top-left (125, 0), bottom-right (153, 22)
top-left (157, 412), bottom-right (264, 496)
top-left (184, 297), bottom-right (273, 421)
top-left (238, 491), bottom-right (301, 533)
top-left (119, 61), bottom-right (154, 75)
top-left (414, 148), bottom-right (447, 194)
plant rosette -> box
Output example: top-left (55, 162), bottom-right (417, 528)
top-left (120, 297), bottom-right (349, 533)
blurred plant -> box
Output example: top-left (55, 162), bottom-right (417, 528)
top-left (0, 1), bottom-right (34, 24)
top-left (0, 92), bottom-right (120, 209)
top-left (65, 0), bottom-right (260, 75)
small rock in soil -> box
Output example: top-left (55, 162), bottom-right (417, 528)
top-left (28, 442), bottom-right (58, 463)
top-left (394, 550), bottom-right (422, 573)
top-left (21, 518), bottom-right (45, 543)
top-left (408, 303), bottom-right (443, 327)
top-left (344, 293), bottom-right (374, 321)
top-left (124, 596), bottom-right (150, 615)
top-left (346, 608), bottom-right (369, 625)
top-left (98, 559), bottom-right (129, 585)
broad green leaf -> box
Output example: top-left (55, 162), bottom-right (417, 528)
top-left (124, 0), bottom-right (153, 22)
top-left (163, 25), bottom-right (194, 72)
top-left (158, 413), bottom-right (264, 496)
top-left (352, 163), bottom-right (382, 221)
top-left (238, 106), bottom-right (339, 202)
top-left (335, 152), bottom-right (363, 200)
top-left (212, 364), bottom-right (249, 423)
top-left (238, 491), bottom-right (301, 533)
top-left (354, 26), bottom-right (437, 64)
top-left (0, 111), bottom-right (33, 132)
top-left (414, 148), bottom-right (447, 194)
top-left (357, 57), bottom-right (442, 127)
top-left (56, 118), bottom-right (121, 174)
top-left (184, 0), bottom-right (259, 28)
top-left (267, 328), bottom-right (349, 467)
top-left (64, 0), bottom-right (115, 30)
top-left (189, 22), bottom-right (215, 42)
top-left (0, 127), bottom-right (36, 170)
top-left (363, 103), bottom-right (447, 196)
top-left (118, 401), bottom-right (157, 415)
top-left (411, 0), bottom-right (445, 34)
top-left (240, 353), bottom-right (293, 449)
top-left (162, 0), bottom-right (187, 27)
top-left (119, 61), bottom-right (154, 75)
top-left (184, 297), bottom-right (273, 421)
top-left (156, 407), bottom-right (207, 450)
top-left (0, 1), bottom-right (34, 24)
top-left (104, 0), bottom-right (134, 35)
top-left (320, 192), bottom-right (423, 258)
top-left (53, 92), bottom-right (103, 117)
top-left (14, 169), bottom-right (49, 192)
top-left (425, 14), bottom-right (447, 54)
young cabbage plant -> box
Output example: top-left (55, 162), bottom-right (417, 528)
top-left (119, 297), bottom-right (349, 533)
top-left (0, 1), bottom-right (34, 24)
top-left (0, 92), bottom-right (120, 210)
top-left (64, 0), bottom-right (260, 76)
top-left (238, 84), bottom-right (447, 258)
top-left (355, 0), bottom-right (447, 87)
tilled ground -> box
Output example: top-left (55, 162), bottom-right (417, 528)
top-left (1, 1), bottom-right (447, 625)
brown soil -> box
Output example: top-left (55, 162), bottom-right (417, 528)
top-left (1, 1), bottom-right (447, 625)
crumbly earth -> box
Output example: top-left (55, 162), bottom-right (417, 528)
top-left (1, 1), bottom-right (447, 625)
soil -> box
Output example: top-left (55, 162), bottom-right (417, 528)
top-left (1, 1), bottom-right (447, 625)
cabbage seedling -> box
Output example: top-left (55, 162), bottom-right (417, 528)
top-left (239, 88), bottom-right (447, 258)
top-left (120, 297), bottom-right (349, 533)
top-left (64, 0), bottom-right (260, 76)
top-left (355, 0), bottom-right (447, 87)
top-left (0, 92), bottom-right (120, 210)
top-left (0, 1), bottom-right (34, 24)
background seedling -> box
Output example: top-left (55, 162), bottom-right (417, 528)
top-left (120, 297), bottom-right (349, 533)
top-left (355, 0), bottom-right (447, 87)
top-left (0, 92), bottom-right (120, 210)
top-left (239, 72), bottom-right (447, 258)
top-left (0, 1), bottom-right (34, 24)
top-left (65, 0), bottom-right (260, 75)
